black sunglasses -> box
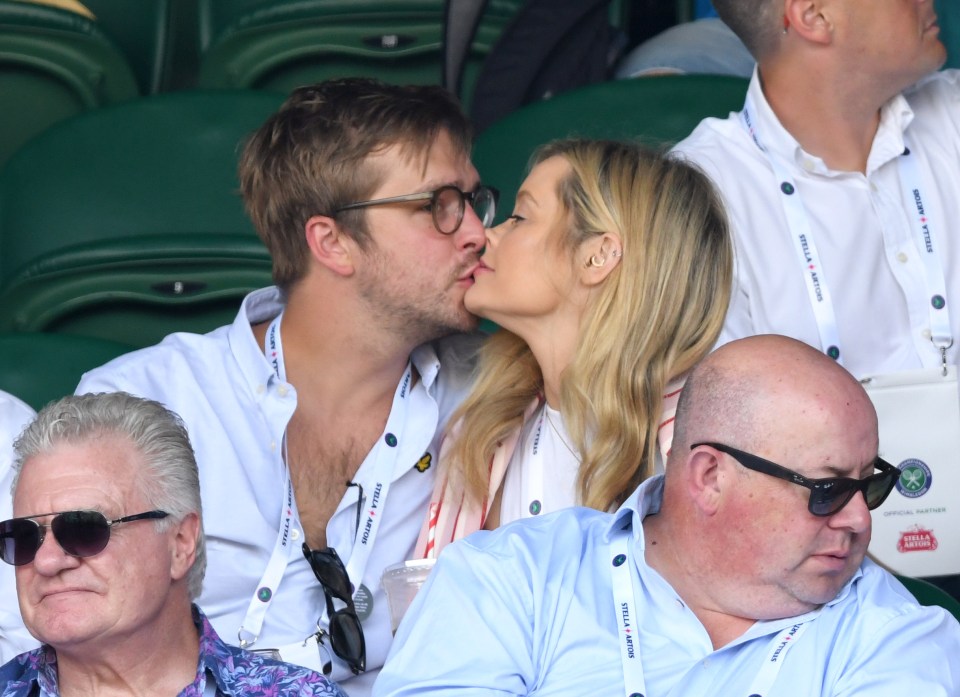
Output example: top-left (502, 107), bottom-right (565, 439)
top-left (693, 442), bottom-right (899, 516)
top-left (0, 509), bottom-right (169, 566)
top-left (335, 184), bottom-right (499, 234)
top-left (302, 543), bottom-right (366, 675)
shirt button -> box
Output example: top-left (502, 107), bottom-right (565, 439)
top-left (802, 159), bottom-right (815, 172)
top-left (270, 441), bottom-right (277, 452)
top-left (922, 328), bottom-right (932, 340)
top-left (291, 529), bottom-right (301, 541)
top-left (256, 384), bottom-right (266, 395)
top-left (897, 252), bottom-right (908, 263)
top-left (277, 385), bottom-right (289, 397)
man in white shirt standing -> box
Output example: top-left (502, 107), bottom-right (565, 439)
top-left (61, 78), bottom-right (493, 695)
top-left (375, 335), bottom-right (960, 696)
top-left (673, 0), bottom-right (960, 593)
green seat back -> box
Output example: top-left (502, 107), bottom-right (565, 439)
top-left (0, 332), bottom-right (134, 410)
top-left (81, 0), bottom-right (174, 93)
top-left (936, 0), bottom-right (959, 69)
top-left (473, 74), bottom-right (749, 222)
top-left (196, 0), bottom-right (524, 110)
top-left (0, 0), bottom-right (139, 167)
top-left (0, 89), bottom-right (284, 347)
top-left (897, 574), bottom-right (960, 622)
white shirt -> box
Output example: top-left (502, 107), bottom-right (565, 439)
top-left (499, 404), bottom-right (581, 524)
top-left (72, 287), bottom-right (480, 697)
top-left (0, 392), bottom-right (36, 661)
top-left (375, 476), bottom-right (960, 696)
top-left (673, 69), bottom-right (960, 378)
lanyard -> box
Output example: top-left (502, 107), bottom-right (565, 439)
top-left (609, 525), bottom-right (647, 697)
top-left (741, 96), bottom-right (953, 369)
top-left (897, 135), bottom-right (953, 366)
top-left (526, 407), bottom-right (548, 517)
top-left (237, 315), bottom-right (301, 647)
top-left (609, 525), bottom-right (809, 697)
top-left (239, 313), bottom-right (413, 646)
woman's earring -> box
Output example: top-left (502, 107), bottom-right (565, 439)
top-left (587, 254), bottom-right (605, 268)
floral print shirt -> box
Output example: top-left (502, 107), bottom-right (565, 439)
top-left (0, 605), bottom-right (347, 697)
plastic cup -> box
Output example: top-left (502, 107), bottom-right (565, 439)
top-left (380, 558), bottom-right (436, 634)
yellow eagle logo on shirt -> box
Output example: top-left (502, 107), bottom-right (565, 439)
top-left (415, 452), bottom-right (432, 473)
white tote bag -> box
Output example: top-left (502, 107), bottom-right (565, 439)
top-left (862, 366), bottom-right (960, 577)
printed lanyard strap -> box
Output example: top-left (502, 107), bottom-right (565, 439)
top-left (741, 97), bottom-right (953, 367)
top-left (526, 407), bottom-right (547, 518)
top-left (609, 527), bottom-right (647, 697)
top-left (897, 136), bottom-right (952, 357)
top-left (741, 98), bottom-right (843, 365)
top-left (609, 524), bottom-right (808, 697)
top-left (239, 314), bottom-right (296, 647)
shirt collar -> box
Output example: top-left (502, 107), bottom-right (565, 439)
top-left (192, 604), bottom-right (234, 696)
top-left (228, 286), bottom-right (285, 394)
top-left (31, 645), bottom-right (58, 697)
top-left (747, 66), bottom-right (915, 177)
top-left (603, 474), bottom-right (665, 546)
top-left (410, 342), bottom-right (441, 392)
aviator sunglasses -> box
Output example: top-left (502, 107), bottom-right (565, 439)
top-left (302, 543), bottom-right (366, 675)
top-left (0, 509), bottom-right (169, 566)
top-left (693, 442), bottom-right (899, 516)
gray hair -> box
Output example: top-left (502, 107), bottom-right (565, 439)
top-left (12, 392), bottom-right (206, 599)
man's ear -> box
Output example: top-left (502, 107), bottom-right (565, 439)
top-left (169, 512), bottom-right (200, 582)
top-left (687, 446), bottom-right (724, 516)
top-left (304, 214), bottom-right (356, 277)
top-left (785, 0), bottom-right (833, 46)
top-left (580, 233), bottom-right (623, 286)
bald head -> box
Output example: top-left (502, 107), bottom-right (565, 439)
top-left (669, 334), bottom-right (877, 470)
top-left (651, 335), bottom-right (880, 626)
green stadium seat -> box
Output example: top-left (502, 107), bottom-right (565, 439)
top-left (0, 89), bottom-right (283, 348)
top-left (897, 574), bottom-right (960, 622)
top-left (196, 0), bottom-right (524, 110)
top-left (0, 0), bottom-right (139, 167)
top-left (0, 332), bottom-right (134, 410)
top-left (472, 74), bottom-right (749, 222)
top-left (81, 0), bottom-right (175, 93)
top-left (936, 0), bottom-right (958, 69)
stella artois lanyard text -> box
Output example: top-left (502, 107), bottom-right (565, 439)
top-left (741, 95), bottom-right (953, 368)
top-left (238, 313), bottom-right (411, 647)
top-left (610, 525), bottom-right (808, 697)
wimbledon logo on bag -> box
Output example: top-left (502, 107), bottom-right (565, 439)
top-left (895, 458), bottom-right (932, 499)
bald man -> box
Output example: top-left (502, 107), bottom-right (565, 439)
top-left (374, 336), bottom-right (960, 696)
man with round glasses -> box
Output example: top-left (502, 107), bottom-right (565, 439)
top-left (376, 335), bottom-right (960, 696)
top-left (71, 78), bottom-right (492, 695)
top-left (0, 392), bottom-right (345, 696)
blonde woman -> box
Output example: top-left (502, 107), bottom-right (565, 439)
top-left (417, 139), bottom-right (732, 557)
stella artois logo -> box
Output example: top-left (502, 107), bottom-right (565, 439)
top-left (897, 526), bottom-right (939, 553)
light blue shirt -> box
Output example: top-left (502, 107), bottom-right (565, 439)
top-left (375, 476), bottom-right (960, 696)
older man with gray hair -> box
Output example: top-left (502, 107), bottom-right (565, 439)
top-left (0, 392), bottom-right (346, 697)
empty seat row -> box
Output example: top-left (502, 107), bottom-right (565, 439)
top-left (0, 0), bottom-right (531, 167)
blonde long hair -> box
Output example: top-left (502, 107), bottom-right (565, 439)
top-left (448, 139), bottom-right (733, 512)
